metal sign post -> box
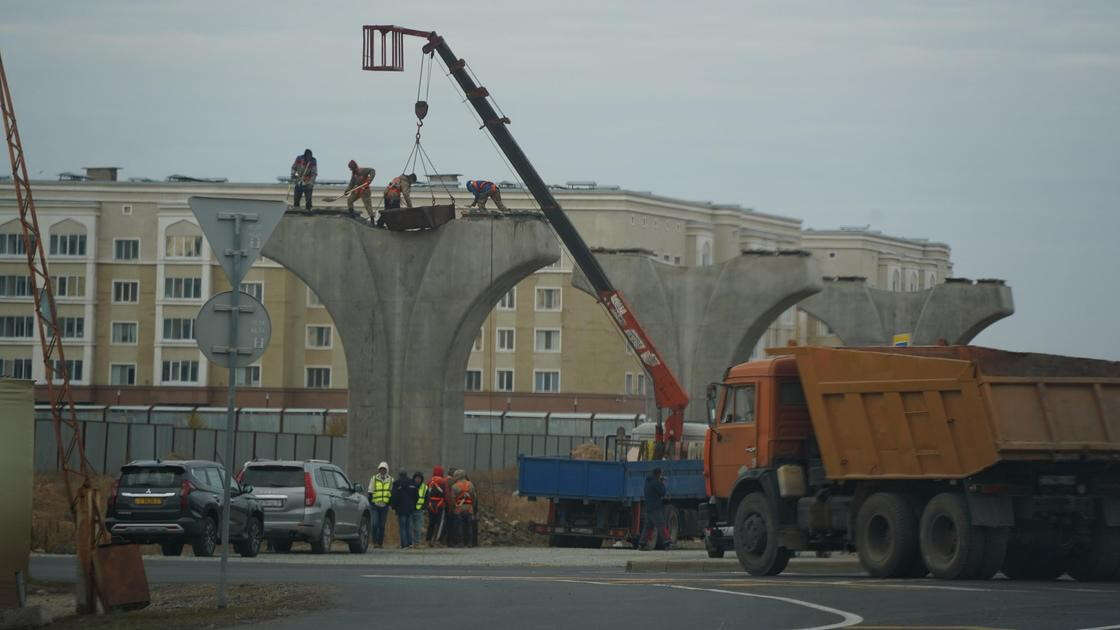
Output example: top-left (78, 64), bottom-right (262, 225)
top-left (189, 197), bottom-right (284, 609)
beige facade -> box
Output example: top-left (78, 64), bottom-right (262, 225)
top-left (0, 178), bottom-right (952, 411)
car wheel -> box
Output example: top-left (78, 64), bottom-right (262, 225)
top-left (733, 492), bottom-right (790, 576)
top-left (311, 516), bottom-right (333, 554)
top-left (349, 515), bottom-right (371, 554)
top-left (160, 542), bottom-right (185, 557)
top-left (268, 539), bottom-right (293, 553)
top-left (192, 515), bottom-right (218, 557)
top-left (237, 517), bottom-right (263, 558)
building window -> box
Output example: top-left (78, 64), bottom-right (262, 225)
top-left (54, 275), bottom-right (85, 297)
top-left (496, 327), bottom-right (515, 352)
top-left (891, 269), bottom-right (901, 291)
top-left (496, 289), bottom-right (516, 310)
top-left (49, 233), bottom-right (87, 256)
top-left (495, 369), bottom-right (514, 392)
top-left (0, 232), bottom-right (32, 256)
top-left (240, 282), bottom-right (263, 301)
top-left (534, 328), bottom-right (561, 352)
top-left (625, 372), bottom-right (647, 395)
top-left (114, 239), bottom-right (140, 260)
top-left (464, 369), bottom-right (482, 392)
top-left (162, 318), bottom-right (195, 341)
top-left (701, 241), bottom-right (712, 266)
top-left (307, 288), bottom-right (324, 307)
top-left (60, 317), bottom-right (84, 339)
top-left (472, 328), bottom-right (483, 352)
top-left (533, 370), bottom-right (560, 393)
top-left (236, 365), bottom-right (261, 387)
top-left (306, 367), bottom-right (331, 388)
top-left (164, 277), bottom-right (202, 300)
top-left (111, 322), bottom-right (138, 344)
top-left (52, 359), bottom-right (83, 381)
top-left (926, 272), bottom-right (935, 289)
top-left (110, 364), bottom-right (136, 386)
top-left (307, 325), bottom-right (332, 349)
top-left (0, 357), bottom-right (33, 379)
top-left (535, 287), bottom-right (561, 311)
top-left (162, 360), bottom-right (199, 383)
top-left (0, 275), bottom-right (31, 297)
top-left (112, 280), bottom-right (139, 303)
top-left (0, 315), bottom-right (34, 338)
top-left (165, 235), bottom-right (203, 258)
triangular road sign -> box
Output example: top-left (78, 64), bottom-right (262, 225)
top-left (188, 196), bottom-right (286, 287)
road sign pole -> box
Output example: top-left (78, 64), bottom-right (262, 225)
top-left (217, 213), bottom-right (245, 610)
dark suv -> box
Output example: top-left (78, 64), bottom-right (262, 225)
top-left (105, 459), bottom-right (264, 557)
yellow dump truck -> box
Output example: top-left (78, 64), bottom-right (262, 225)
top-left (700, 345), bottom-right (1120, 581)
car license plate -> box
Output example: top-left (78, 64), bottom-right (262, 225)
top-left (133, 497), bottom-right (162, 506)
top-left (261, 499), bottom-right (284, 508)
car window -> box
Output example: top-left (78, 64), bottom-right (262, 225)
top-left (242, 465), bottom-right (304, 488)
top-left (120, 466), bottom-right (183, 488)
top-left (723, 384), bottom-right (756, 424)
top-left (205, 467), bottom-right (225, 489)
top-left (315, 468), bottom-right (332, 488)
top-left (332, 470), bottom-right (352, 491)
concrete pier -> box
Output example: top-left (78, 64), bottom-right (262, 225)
top-left (573, 251), bottom-right (823, 421)
top-left (262, 212), bottom-right (559, 480)
top-left (799, 277), bottom-right (1014, 346)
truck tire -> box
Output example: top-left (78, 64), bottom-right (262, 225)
top-left (1001, 541), bottom-right (1067, 580)
top-left (855, 492), bottom-right (920, 578)
top-left (734, 492), bottom-right (790, 576)
top-left (1067, 524), bottom-right (1120, 582)
top-left (919, 493), bottom-right (986, 580)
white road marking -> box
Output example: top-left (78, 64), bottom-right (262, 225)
top-left (1075, 625), bottom-right (1120, 630)
top-left (359, 574), bottom-right (863, 629)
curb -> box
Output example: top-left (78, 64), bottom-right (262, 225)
top-left (626, 556), bottom-right (860, 573)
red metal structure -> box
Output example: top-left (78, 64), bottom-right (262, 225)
top-left (362, 26), bottom-right (690, 453)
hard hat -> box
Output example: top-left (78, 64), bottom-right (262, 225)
top-left (378, 461), bottom-right (388, 470)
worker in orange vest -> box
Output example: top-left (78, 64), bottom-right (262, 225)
top-left (449, 469), bottom-right (476, 547)
top-left (378, 173), bottom-right (417, 228)
top-left (425, 465), bottom-right (450, 546)
top-left (346, 160), bottom-right (376, 220)
top-left (466, 180), bottom-right (509, 212)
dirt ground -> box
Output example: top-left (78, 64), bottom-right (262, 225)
top-left (29, 581), bottom-right (335, 629)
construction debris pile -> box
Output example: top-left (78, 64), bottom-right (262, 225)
top-left (474, 505), bottom-right (542, 547)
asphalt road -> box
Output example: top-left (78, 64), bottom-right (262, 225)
top-left (31, 553), bottom-right (1120, 630)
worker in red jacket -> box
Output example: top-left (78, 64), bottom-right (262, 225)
top-left (425, 465), bottom-right (450, 546)
top-left (466, 180), bottom-right (509, 212)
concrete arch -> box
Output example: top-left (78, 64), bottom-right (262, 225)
top-left (573, 251), bottom-right (823, 420)
top-left (799, 277), bottom-right (1014, 346)
top-left (262, 212), bottom-right (559, 480)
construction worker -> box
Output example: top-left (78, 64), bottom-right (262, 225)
top-left (390, 469), bottom-right (417, 549)
top-left (449, 469), bottom-right (476, 547)
top-left (411, 471), bottom-right (427, 548)
top-left (383, 173), bottom-right (417, 211)
top-left (466, 180), bottom-right (509, 212)
top-left (638, 467), bottom-right (672, 551)
top-left (290, 149), bottom-right (317, 211)
top-left (346, 160), bottom-right (376, 220)
top-left (425, 465), bottom-right (449, 546)
top-left (367, 462), bottom-right (392, 548)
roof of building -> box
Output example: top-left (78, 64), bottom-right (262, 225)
top-left (802, 227), bottom-right (949, 250)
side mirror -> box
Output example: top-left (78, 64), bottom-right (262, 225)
top-left (241, 484), bottom-right (255, 495)
top-left (705, 383), bottom-right (719, 426)
top-left (353, 482), bottom-right (365, 494)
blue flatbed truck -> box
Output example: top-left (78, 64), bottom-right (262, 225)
top-left (517, 455), bottom-right (709, 548)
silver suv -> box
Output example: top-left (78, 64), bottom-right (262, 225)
top-left (239, 459), bottom-right (370, 554)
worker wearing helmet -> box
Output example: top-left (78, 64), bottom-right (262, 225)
top-left (290, 149), bottom-right (317, 211)
top-left (449, 469), bottom-right (476, 547)
top-left (367, 461), bottom-right (392, 548)
top-left (346, 160), bottom-right (376, 220)
top-left (466, 180), bottom-right (508, 212)
top-left (384, 173), bottom-right (417, 210)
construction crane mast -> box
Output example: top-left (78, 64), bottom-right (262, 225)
top-left (1, 50), bottom-right (147, 614)
top-left (362, 26), bottom-right (691, 453)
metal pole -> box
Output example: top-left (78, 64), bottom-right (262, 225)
top-left (217, 214), bottom-right (243, 609)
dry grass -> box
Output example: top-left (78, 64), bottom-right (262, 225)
top-left (569, 442), bottom-right (605, 461)
top-left (32, 473), bottom-right (115, 554)
top-left (323, 415), bottom-right (347, 437)
top-left (34, 581), bottom-right (335, 629)
top-left (471, 468), bottom-right (548, 529)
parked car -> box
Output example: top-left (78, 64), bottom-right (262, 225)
top-left (105, 459), bottom-right (263, 558)
top-left (238, 459), bottom-right (371, 554)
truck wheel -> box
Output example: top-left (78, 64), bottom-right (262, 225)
top-left (733, 492), bottom-right (790, 576)
top-left (1068, 524), bottom-right (1120, 582)
top-left (972, 527), bottom-right (1009, 580)
top-left (1001, 541), bottom-right (1067, 580)
top-left (855, 492), bottom-right (920, 578)
top-left (919, 493), bottom-right (985, 580)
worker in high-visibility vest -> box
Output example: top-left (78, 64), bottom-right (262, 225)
top-left (425, 466), bottom-right (449, 546)
top-left (466, 179), bottom-right (509, 212)
top-left (411, 471), bottom-right (427, 547)
top-left (367, 462), bottom-right (392, 548)
top-left (449, 469), bottom-right (476, 548)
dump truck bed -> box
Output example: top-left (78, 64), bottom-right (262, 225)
top-left (776, 346), bottom-right (1120, 480)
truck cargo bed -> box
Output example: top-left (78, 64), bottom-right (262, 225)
top-left (517, 456), bottom-right (706, 502)
top-left (775, 346), bottom-right (1120, 480)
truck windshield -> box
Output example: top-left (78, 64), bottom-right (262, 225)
top-left (119, 466), bottom-right (183, 488)
top-left (779, 381), bottom-right (807, 406)
top-left (242, 466), bottom-right (304, 488)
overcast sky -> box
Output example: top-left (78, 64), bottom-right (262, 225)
top-left (2, 1), bottom-right (1117, 359)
